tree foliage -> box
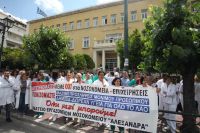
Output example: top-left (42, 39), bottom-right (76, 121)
top-left (116, 29), bottom-right (144, 70)
top-left (23, 25), bottom-right (70, 70)
top-left (74, 54), bottom-right (87, 70)
top-left (2, 47), bottom-right (25, 69)
top-left (142, 0), bottom-right (200, 74)
top-left (83, 54), bottom-right (95, 69)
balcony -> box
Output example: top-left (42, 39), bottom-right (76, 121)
top-left (93, 39), bottom-right (121, 49)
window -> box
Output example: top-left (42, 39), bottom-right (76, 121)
top-left (68, 39), bottom-right (74, 49)
top-left (56, 24), bottom-right (60, 29)
top-left (77, 20), bottom-right (82, 29)
top-left (131, 11), bottom-right (137, 21)
top-left (85, 19), bottom-right (90, 28)
top-left (70, 22), bottom-right (74, 30)
top-left (62, 23), bottom-right (67, 32)
top-left (93, 17), bottom-right (98, 27)
top-left (111, 14), bottom-right (116, 24)
top-left (141, 9), bottom-right (147, 20)
top-left (120, 13), bottom-right (124, 23)
top-left (106, 33), bottom-right (123, 42)
top-left (102, 16), bottom-right (107, 25)
top-left (83, 37), bottom-right (89, 48)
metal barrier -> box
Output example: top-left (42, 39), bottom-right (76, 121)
top-left (157, 110), bottom-right (200, 133)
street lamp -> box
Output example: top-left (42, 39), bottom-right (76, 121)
top-left (0, 15), bottom-right (15, 70)
top-left (123, 0), bottom-right (129, 70)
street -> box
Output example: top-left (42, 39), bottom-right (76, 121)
top-left (0, 115), bottom-right (60, 133)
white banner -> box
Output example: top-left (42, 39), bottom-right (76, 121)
top-left (31, 82), bottom-right (158, 132)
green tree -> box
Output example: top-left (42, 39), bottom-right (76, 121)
top-left (116, 29), bottom-right (144, 71)
top-left (142, 0), bottom-right (200, 132)
top-left (59, 52), bottom-right (77, 70)
top-left (2, 47), bottom-right (25, 69)
top-left (83, 54), bottom-right (95, 69)
top-left (74, 54), bottom-right (87, 70)
top-left (23, 25), bottom-right (70, 70)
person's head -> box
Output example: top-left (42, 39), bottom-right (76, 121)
top-left (3, 70), bottom-right (10, 79)
top-left (19, 70), bottom-right (26, 76)
top-left (52, 71), bottom-right (58, 81)
top-left (122, 71), bottom-right (128, 78)
top-left (61, 71), bottom-right (65, 77)
top-left (98, 71), bottom-right (105, 81)
top-left (76, 73), bottom-right (82, 82)
top-left (20, 73), bottom-right (27, 81)
top-left (165, 75), bottom-right (172, 85)
top-left (135, 72), bottom-right (141, 79)
top-left (144, 76), bottom-right (154, 86)
top-left (162, 74), bottom-right (168, 82)
top-left (195, 73), bottom-right (200, 82)
top-left (86, 71), bottom-right (90, 80)
top-left (66, 72), bottom-right (71, 80)
top-left (112, 77), bottom-right (122, 87)
top-left (110, 71), bottom-right (114, 77)
top-left (38, 73), bottom-right (44, 81)
top-left (114, 72), bottom-right (119, 78)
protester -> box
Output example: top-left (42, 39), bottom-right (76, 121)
top-left (161, 76), bottom-right (177, 133)
top-left (105, 71), bottom-right (115, 85)
top-left (0, 70), bottom-right (15, 122)
top-left (15, 73), bottom-right (31, 116)
top-left (85, 71), bottom-right (93, 84)
top-left (93, 70), bottom-right (109, 130)
top-left (121, 71), bottom-right (130, 86)
top-left (110, 77), bottom-right (124, 133)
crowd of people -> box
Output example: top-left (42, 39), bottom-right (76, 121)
top-left (0, 68), bottom-right (200, 133)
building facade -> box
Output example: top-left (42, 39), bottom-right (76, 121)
top-left (0, 11), bottom-right (27, 48)
top-left (28, 0), bottom-right (163, 71)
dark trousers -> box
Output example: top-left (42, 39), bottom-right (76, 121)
top-left (6, 104), bottom-right (11, 119)
top-left (0, 104), bottom-right (11, 119)
top-left (18, 92), bottom-right (26, 113)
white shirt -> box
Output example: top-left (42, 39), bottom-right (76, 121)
top-left (92, 79), bottom-right (109, 87)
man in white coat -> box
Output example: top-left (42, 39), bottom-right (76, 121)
top-left (0, 70), bottom-right (15, 122)
top-left (161, 76), bottom-right (177, 133)
top-left (93, 71), bottom-right (109, 130)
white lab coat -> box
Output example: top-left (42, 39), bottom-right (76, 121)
top-left (0, 77), bottom-right (15, 106)
top-left (156, 79), bottom-right (165, 110)
top-left (92, 79), bottom-right (109, 87)
top-left (178, 80), bottom-right (183, 108)
top-left (161, 82), bottom-right (177, 133)
top-left (195, 82), bottom-right (200, 114)
top-left (15, 79), bottom-right (31, 109)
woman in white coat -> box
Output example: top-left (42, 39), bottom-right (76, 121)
top-left (15, 73), bottom-right (31, 115)
top-left (161, 76), bottom-right (177, 133)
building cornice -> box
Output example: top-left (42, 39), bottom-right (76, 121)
top-left (28, 0), bottom-right (143, 24)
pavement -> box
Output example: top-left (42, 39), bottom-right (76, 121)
top-left (0, 110), bottom-right (199, 133)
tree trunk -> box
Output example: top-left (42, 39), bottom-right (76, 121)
top-left (180, 67), bottom-right (199, 133)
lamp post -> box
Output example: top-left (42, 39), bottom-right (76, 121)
top-left (124, 0), bottom-right (129, 70)
top-left (0, 16), bottom-right (15, 70)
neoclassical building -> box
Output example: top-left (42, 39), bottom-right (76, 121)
top-left (28, 0), bottom-right (163, 70)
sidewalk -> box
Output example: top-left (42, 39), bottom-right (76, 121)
top-left (9, 110), bottom-right (115, 133)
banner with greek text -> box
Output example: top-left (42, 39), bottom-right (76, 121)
top-left (31, 82), bottom-right (158, 132)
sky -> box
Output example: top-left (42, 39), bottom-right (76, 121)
top-left (0, 0), bottom-right (121, 22)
